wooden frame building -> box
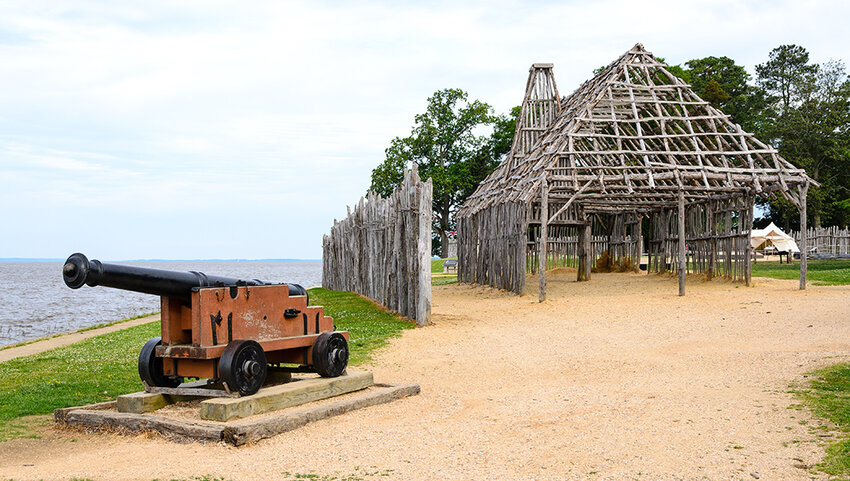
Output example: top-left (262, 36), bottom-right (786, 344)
top-left (457, 44), bottom-right (815, 298)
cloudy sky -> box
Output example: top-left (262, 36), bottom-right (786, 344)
top-left (1, 0), bottom-right (847, 260)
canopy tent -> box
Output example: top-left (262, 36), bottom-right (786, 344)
top-left (751, 222), bottom-right (799, 253)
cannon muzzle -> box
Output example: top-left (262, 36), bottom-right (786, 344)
top-left (63, 253), bottom-right (308, 302)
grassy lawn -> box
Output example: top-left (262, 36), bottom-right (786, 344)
top-left (432, 275), bottom-right (458, 286)
top-left (431, 257), bottom-right (458, 286)
top-left (431, 256), bottom-right (456, 273)
top-left (796, 362), bottom-right (850, 477)
top-left (752, 258), bottom-right (850, 285)
top-left (431, 257), bottom-right (457, 286)
top-left (308, 288), bottom-right (414, 365)
top-left (0, 288), bottom-right (412, 441)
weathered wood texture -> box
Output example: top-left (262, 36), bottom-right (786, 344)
top-left (791, 226), bottom-right (850, 255)
top-left (526, 212), bottom-right (640, 276)
top-left (322, 169), bottom-right (432, 326)
top-left (222, 383), bottom-right (420, 446)
top-left (646, 196), bottom-right (755, 282)
top-left (457, 201), bottom-right (528, 294)
top-left (56, 383), bottom-right (420, 445)
top-left (200, 371), bottom-right (374, 421)
top-left (456, 43), bottom-right (815, 295)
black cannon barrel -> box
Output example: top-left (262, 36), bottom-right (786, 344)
top-left (62, 253), bottom-right (308, 302)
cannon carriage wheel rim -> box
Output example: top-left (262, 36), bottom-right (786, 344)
top-left (138, 337), bottom-right (182, 388)
top-left (218, 340), bottom-right (267, 396)
top-left (312, 332), bottom-right (349, 378)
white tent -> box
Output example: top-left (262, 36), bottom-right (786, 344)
top-left (751, 222), bottom-right (800, 253)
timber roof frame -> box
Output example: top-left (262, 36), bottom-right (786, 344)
top-left (458, 43), bottom-right (815, 218)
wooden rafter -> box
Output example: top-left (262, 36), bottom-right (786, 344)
top-left (458, 43), bottom-right (815, 219)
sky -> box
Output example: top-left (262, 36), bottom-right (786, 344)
top-left (1, 0), bottom-right (848, 261)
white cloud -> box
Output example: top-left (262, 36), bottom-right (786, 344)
top-left (0, 0), bottom-right (848, 259)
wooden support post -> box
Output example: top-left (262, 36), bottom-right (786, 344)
top-left (745, 196), bottom-right (753, 287)
top-left (635, 214), bottom-right (643, 273)
top-left (658, 209), bottom-right (670, 273)
top-left (584, 220), bottom-right (592, 280)
top-left (416, 179), bottom-right (433, 326)
top-left (707, 202), bottom-right (715, 280)
top-left (800, 184), bottom-right (808, 290)
top-left (539, 178), bottom-right (548, 302)
top-left (577, 218), bottom-right (589, 282)
top-left (678, 189), bottom-right (686, 296)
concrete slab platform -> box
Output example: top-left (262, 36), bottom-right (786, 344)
top-left (55, 382), bottom-right (420, 445)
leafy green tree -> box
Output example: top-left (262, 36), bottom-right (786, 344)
top-left (757, 46), bottom-right (850, 228)
top-left (369, 89), bottom-right (517, 256)
top-left (672, 56), bottom-right (769, 134)
top-left (701, 78), bottom-right (729, 106)
top-left (756, 45), bottom-right (819, 115)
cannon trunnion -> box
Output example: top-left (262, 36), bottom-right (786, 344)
top-left (63, 253), bottom-right (349, 396)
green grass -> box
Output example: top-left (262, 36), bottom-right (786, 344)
top-left (431, 256), bottom-right (456, 273)
top-left (431, 257), bottom-right (458, 285)
top-left (75, 311), bottom-right (159, 333)
top-left (432, 275), bottom-right (458, 286)
top-left (0, 321), bottom-right (161, 425)
top-left (752, 258), bottom-right (850, 285)
top-left (796, 362), bottom-right (850, 476)
top-left (308, 288), bottom-right (414, 365)
top-left (0, 288), bottom-right (412, 441)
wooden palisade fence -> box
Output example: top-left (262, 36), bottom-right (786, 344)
top-left (322, 169), bottom-right (433, 326)
top-left (791, 226), bottom-right (850, 255)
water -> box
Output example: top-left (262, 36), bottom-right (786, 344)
top-left (0, 261), bottom-right (323, 347)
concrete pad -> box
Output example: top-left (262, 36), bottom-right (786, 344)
top-left (200, 371), bottom-right (374, 422)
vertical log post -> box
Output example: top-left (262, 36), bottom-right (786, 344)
top-left (661, 210), bottom-right (670, 273)
top-left (577, 220), bottom-right (588, 281)
top-left (800, 184), bottom-right (808, 290)
top-left (539, 178), bottom-right (548, 302)
top-left (635, 213), bottom-right (643, 273)
top-left (416, 179), bottom-right (433, 326)
top-left (707, 202), bottom-right (716, 280)
top-left (678, 189), bottom-right (686, 296)
top-left (584, 220), bottom-right (592, 281)
top-left (745, 195), bottom-right (753, 287)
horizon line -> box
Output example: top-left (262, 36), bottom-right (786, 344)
top-left (0, 257), bottom-right (322, 263)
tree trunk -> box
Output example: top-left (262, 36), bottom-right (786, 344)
top-left (439, 209), bottom-right (450, 258)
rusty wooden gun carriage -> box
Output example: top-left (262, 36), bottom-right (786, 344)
top-left (62, 253), bottom-right (349, 396)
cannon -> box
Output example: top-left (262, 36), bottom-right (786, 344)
top-left (63, 253), bottom-right (349, 396)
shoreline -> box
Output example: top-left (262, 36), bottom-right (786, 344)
top-left (0, 286), bottom-right (324, 363)
top-left (0, 313), bottom-right (160, 364)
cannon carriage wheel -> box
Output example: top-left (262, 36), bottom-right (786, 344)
top-left (219, 340), bottom-right (268, 396)
top-left (313, 332), bottom-right (349, 378)
top-left (138, 337), bottom-right (182, 388)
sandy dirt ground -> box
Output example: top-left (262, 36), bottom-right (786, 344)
top-left (2, 271), bottom-right (849, 481)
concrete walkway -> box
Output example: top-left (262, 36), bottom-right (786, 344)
top-left (0, 314), bottom-right (160, 363)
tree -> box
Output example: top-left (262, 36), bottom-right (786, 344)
top-left (756, 45), bottom-right (818, 115)
top-left (757, 46), bottom-right (850, 228)
top-left (671, 56), bottom-right (769, 134)
top-left (369, 89), bottom-right (517, 256)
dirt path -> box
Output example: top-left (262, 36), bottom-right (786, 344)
top-left (2, 272), bottom-right (848, 480)
top-left (0, 314), bottom-right (159, 363)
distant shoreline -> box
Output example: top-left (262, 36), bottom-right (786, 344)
top-left (0, 258), bottom-right (322, 263)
